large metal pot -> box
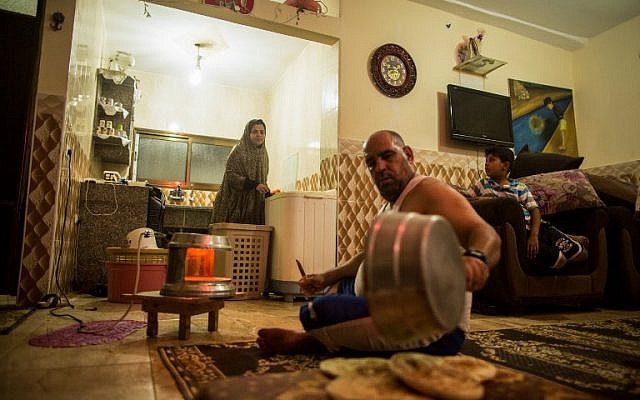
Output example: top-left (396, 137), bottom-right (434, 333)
top-left (160, 232), bottom-right (235, 298)
top-left (364, 212), bottom-right (466, 343)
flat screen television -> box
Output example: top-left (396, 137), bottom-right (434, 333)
top-left (447, 84), bottom-right (514, 147)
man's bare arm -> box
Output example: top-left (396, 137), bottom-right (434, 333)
top-left (400, 178), bottom-right (501, 291)
top-left (324, 251), bottom-right (365, 283)
top-left (401, 178), bottom-right (499, 264)
top-left (299, 251), bottom-right (365, 294)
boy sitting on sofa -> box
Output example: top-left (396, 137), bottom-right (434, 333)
top-left (464, 145), bottom-right (588, 270)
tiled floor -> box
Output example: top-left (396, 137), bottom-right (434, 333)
top-left (1, 294), bottom-right (638, 399)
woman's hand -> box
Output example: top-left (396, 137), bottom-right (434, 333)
top-left (256, 183), bottom-right (270, 193)
top-left (298, 274), bottom-right (326, 295)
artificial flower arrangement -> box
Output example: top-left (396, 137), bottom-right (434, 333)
top-left (456, 28), bottom-right (486, 64)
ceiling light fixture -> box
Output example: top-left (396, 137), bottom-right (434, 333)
top-left (189, 43), bottom-right (203, 86)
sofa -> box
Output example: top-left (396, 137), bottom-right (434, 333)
top-left (466, 151), bottom-right (611, 313)
top-left (470, 195), bottom-right (608, 312)
top-left (585, 172), bottom-right (640, 307)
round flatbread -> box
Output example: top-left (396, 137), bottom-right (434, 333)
top-left (320, 357), bottom-right (390, 378)
top-left (389, 352), bottom-right (484, 400)
top-left (443, 355), bottom-right (497, 382)
top-left (326, 375), bottom-right (427, 400)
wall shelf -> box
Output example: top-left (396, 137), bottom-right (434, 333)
top-left (93, 135), bottom-right (131, 164)
top-left (453, 55), bottom-right (507, 76)
top-left (92, 72), bottom-right (136, 167)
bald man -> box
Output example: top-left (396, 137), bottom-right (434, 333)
top-left (257, 130), bottom-right (500, 354)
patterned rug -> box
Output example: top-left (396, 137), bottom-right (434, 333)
top-left (461, 318), bottom-right (640, 399)
top-left (29, 320), bottom-right (146, 347)
top-left (158, 341), bottom-right (331, 399)
top-left (159, 319), bottom-right (639, 400)
top-left (0, 308), bottom-right (35, 335)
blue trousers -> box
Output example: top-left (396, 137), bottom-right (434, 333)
top-left (299, 278), bottom-right (464, 355)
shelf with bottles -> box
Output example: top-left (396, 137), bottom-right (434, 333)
top-left (95, 119), bottom-right (130, 141)
top-left (92, 71), bottom-right (136, 167)
top-left (93, 73), bottom-right (135, 142)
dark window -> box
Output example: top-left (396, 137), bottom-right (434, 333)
top-left (134, 128), bottom-right (236, 190)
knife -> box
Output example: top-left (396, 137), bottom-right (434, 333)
top-left (295, 259), bottom-right (307, 278)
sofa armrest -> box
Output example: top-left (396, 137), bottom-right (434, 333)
top-left (469, 196), bottom-right (527, 255)
top-left (469, 197), bottom-right (525, 228)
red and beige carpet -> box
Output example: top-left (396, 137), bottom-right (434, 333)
top-left (158, 318), bottom-right (639, 399)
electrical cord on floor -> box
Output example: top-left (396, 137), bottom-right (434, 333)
top-left (42, 150), bottom-right (144, 334)
top-left (76, 230), bottom-right (149, 335)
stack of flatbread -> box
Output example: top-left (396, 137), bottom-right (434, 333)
top-left (318, 353), bottom-right (510, 400)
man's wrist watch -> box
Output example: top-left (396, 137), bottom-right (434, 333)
top-left (463, 249), bottom-right (488, 264)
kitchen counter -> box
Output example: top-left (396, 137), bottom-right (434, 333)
top-left (76, 181), bottom-right (152, 291)
top-left (163, 205), bottom-right (213, 232)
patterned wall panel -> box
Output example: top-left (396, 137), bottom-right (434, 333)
top-left (17, 95), bottom-right (65, 306)
top-left (320, 154), bottom-right (339, 191)
top-left (160, 188), bottom-right (217, 207)
top-left (336, 146), bottom-right (385, 264)
top-left (18, 87), bottom-right (93, 306)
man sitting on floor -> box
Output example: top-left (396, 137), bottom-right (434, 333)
top-left (257, 130), bottom-right (501, 355)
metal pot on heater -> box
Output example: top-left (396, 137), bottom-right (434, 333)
top-left (160, 232), bottom-right (235, 298)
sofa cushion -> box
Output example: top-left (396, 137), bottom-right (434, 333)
top-left (520, 170), bottom-right (605, 216)
top-left (511, 152), bottom-right (584, 179)
top-left (585, 173), bottom-right (638, 210)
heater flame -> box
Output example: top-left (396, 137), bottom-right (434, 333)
top-left (184, 248), bottom-right (215, 281)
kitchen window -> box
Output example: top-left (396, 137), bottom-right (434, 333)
top-left (134, 128), bottom-right (237, 190)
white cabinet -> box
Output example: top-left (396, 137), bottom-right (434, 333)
top-left (265, 191), bottom-right (337, 299)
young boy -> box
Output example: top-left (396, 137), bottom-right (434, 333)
top-left (465, 146), bottom-right (587, 270)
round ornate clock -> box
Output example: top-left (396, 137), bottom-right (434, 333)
top-left (369, 43), bottom-right (417, 98)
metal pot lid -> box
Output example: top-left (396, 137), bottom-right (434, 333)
top-left (364, 212), bottom-right (465, 343)
top-left (169, 232), bottom-right (232, 250)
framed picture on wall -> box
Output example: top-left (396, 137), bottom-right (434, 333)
top-left (508, 79), bottom-right (579, 156)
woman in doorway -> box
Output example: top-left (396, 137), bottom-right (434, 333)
top-left (213, 119), bottom-right (270, 225)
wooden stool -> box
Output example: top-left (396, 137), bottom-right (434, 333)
top-left (124, 291), bottom-right (225, 340)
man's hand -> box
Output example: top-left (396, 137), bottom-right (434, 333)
top-left (463, 257), bottom-right (490, 292)
top-left (298, 274), bottom-right (327, 295)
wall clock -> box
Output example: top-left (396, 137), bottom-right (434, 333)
top-left (369, 43), bottom-right (417, 98)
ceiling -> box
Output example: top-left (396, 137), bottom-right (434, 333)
top-left (102, 0), bottom-right (312, 91)
top-left (102, 0), bottom-right (640, 91)
top-left (410, 0), bottom-right (640, 50)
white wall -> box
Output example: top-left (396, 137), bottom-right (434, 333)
top-left (66, 0), bottom-right (106, 156)
top-left (573, 15), bottom-right (640, 168)
top-left (267, 41), bottom-right (338, 189)
top-left (153, 0), bottom-right (637, 168)
top-left (132, 69), bottom-right (269, 140)
top-left (37, 0), bottom-right (77, 97)
top-left (337, 0), bottom-right (574, 154)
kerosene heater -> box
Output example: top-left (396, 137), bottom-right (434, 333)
top-left (160, 232), bottom-right (235, 298)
